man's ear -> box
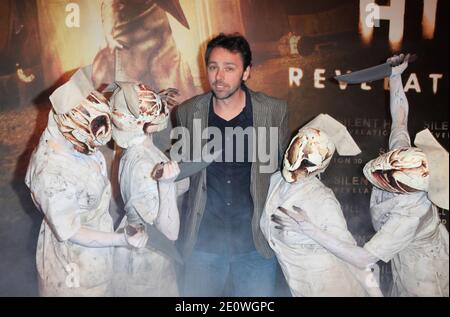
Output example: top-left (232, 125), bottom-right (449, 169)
top-left (243, 66), bottom-right (251, 81)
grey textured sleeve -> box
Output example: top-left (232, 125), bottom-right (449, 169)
top-left (278, 100), bottom-right (289, 168)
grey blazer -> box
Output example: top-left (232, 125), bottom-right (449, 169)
top-left (175, 88), bottom-right (289, 258)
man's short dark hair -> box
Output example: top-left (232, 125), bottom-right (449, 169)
top-left (205, 33), bottom-right (252, 69)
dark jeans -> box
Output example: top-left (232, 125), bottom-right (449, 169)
top-left (182, 249), bottom-right (277, 297)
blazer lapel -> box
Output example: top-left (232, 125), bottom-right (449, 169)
top-left (250, 90), bottom-right (270, 129)
top-left (193, 93), bottom-right (210, 145)
top-left (191, 93), bottom-right (211, 185)
top-left (249, 90), bottom-right (271, 177)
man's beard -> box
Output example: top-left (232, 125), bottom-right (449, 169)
top-left (212, 79), bottom-right (244, 100)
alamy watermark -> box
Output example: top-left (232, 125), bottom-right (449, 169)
top-left (169, 119), bottom-right (281, 174)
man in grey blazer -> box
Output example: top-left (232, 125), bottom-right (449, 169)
top-left (175, 33), bottom-right (289, 296)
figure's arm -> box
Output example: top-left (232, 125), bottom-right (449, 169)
top-left (274, 206), bottom-right (379, 270)
top-left (175, 178), bottom-right (190, 196)
top-left (70, 226), bottom-right (147, 248)
top-left (152, 161), bottom-right (181, 241)
top-left (101, 0), bottom-right (124, 51)
top-left (273, 204), bottom-right (383, 296)
top-left (154, 185), bottom-right (180, 241)
top-left (121, 159), bottom-right (160, 225)
top-left (388, 54), bottom-right (411, 150)
top-left (31, 172), bottom-right (147, 248)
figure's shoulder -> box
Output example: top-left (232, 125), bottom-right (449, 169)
top-left (269, 171), bottom-right (283, 184)
top-left (121, 144), bottom-right (161, 169)
top-left (29, 142), bottom-right (69, 173)
top-left (303, 177), bottom-right (336, 199)
top-left (26, 152), bottom-right (77, 191)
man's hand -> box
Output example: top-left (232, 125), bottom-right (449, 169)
top-left (151, 161), bottom-right (180, 182)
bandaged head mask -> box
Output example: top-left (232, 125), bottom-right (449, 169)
top-left (110, 83), bottom-right (177, 148)
top-left (282, 114), bottom-right (361, 184)
top-left (282, 128), bottom-right (335, 183)
top-left (363, 146), bottom-right (430, 194)
top-left (49, 65), bottom-right (112, 155)
top-left (53, 91), bottom-right (112, 155)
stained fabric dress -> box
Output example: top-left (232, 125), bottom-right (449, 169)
top-left (25, 116), bottom-right (114, 296)
top-left (113, 136), bottom-right (179, 296)
top-left (364, 128), bottom-right (449, 297)
top-left (261, 172), bottom-right (377, 297)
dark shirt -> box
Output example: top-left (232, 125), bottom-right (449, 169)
top-left (195, 86), bottom-right (256, 255)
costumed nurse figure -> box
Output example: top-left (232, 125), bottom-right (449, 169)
top-left (110, 82), bottom-right (185, 296)
top-left (280, 55), bottom-right (449, 297)
top-left (25, 67), bottom-right (148, 296)
top-left (261, 114), bottom-right (383, 297)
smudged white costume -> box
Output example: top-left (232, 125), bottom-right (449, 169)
top-left (25, 67), bottom-right (147, 297)
top-left (281, 55), bottom-right (449, 297)
top-left (111, 82), bottom-right (185, 296)
top-left (260, 114), bottom-right (383, 297)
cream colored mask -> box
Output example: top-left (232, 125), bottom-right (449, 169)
top-left (110, 83), bottom-right (178, 148)
top-left (363, 147), bottom-right (429, 194)
top-left (282, 127), bottom-right (335, 183)
top-left (53, 91), bottom-right (112, 155)
top-left (364, 129), bottom-right (449, 212)
top-left (282, 114), bottom-right (361, 183)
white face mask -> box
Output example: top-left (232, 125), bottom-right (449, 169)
top-left (282, 128), bottom-right (335, 183)
top-left (363, 147), bottom-right (430, 194)
top-left (53, 91), bottom-right (112, 155)
top-left (111, 84), bottom-right (170, 147)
